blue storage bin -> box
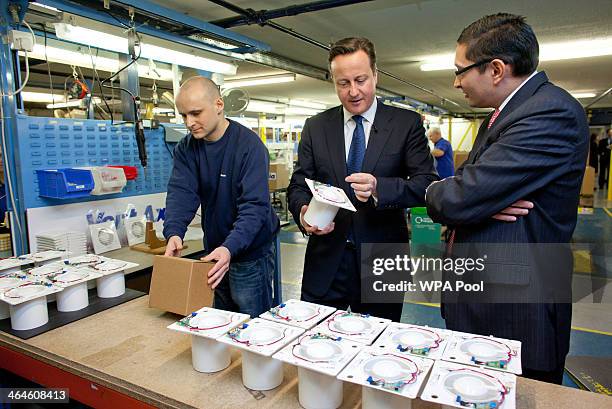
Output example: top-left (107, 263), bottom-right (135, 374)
top-left (36, 168), bottom-right (94, 199)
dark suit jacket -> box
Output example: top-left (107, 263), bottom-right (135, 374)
top-left (426, 72), bottom-right (589, 371)
top-left (288, 100), bottom-right (438, 299)
top-left (599, 137), bottom-right (611, 163)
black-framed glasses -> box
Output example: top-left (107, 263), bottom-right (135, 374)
top-left (454, 59), bottom-right (494, 76)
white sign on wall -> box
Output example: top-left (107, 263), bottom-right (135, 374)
top-left (26, 193), bottom-right (201, 252)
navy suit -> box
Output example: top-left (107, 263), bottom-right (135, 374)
top-left (288, 101), bottom-right (438, 319)
top-left (426, 72), bottom-right (589, 381)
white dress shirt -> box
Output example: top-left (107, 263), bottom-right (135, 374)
top-left (497, 70), bottom-right (538, 113)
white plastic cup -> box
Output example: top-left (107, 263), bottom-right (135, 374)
top-left (303, 198), bottom-right (339, 229)
top-left (298, 367), bottom-right (343, 409)
top-left (96, 271), bottom-right (125, 298)
top-left (241, 350), bottom-right (283, 391)
top-left (56, 282), bottom-right (89, 312)
top-left (191, 335), bottom-right (231, 373)
top-left (0, 300), bottom-right (9, 320)
top-left (9, 297), bottom-right (49, 331)
top-left (362, 386), bottom-right (412, 409)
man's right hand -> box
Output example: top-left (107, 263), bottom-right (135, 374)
top-left (300, 205), bottom-right (335, 235)
top-left (492, 200), bottom-right (534, 222)
top-left (165, 236), bottom-right (184, 257)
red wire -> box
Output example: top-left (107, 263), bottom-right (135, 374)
top-left (447, 368), bottom-right (508, 406)
top-left (180, 313), bottom-right (232, 331)
top-left (467, 336), bottom-right (516, 363)
top-left (327, 312), bottom-right (369, 336)
top-left (274, 306), bottom-right (321, 322)
top-left (368, 353), bottom-right (419, 386)
top-left (230, 327), bottom-right (288, 347)
top-left (400, 326), bottom-right (442, 350)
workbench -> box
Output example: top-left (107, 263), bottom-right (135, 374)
top-left (0, 296), bottom-right (609, 409)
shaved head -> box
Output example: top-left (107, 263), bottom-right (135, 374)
top-left (175, 76), bottom-right (227, 141)
top-left (177, 76), bottom-right (221, 102)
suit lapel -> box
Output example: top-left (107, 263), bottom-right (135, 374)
top-left (466, 116), bottom-right (491, 165)
top-left (471, 72), bottom-right (550, 163)
top-left (486, 71), bottom-right (549, 138)
top-left (362, 101), bottom-right (393, 174)
top-left (324, 106), bottom-right (350, 190)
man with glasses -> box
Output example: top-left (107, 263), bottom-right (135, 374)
top-left (425, 14), bottom-right (588, 384)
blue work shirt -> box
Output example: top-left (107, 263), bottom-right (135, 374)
top-left (434, 138), bottom-right (454, 178)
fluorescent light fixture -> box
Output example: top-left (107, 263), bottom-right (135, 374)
top-left (21, 91), bottom-right (65, 103)
top-left (246, 100), bottom-right (284, 114)
top-left (46, 97), bottom-right (101, 109)
top-left (289, 99), bottom-right (327, 110)
top-left (419, 53), bottom-right (455, 71)
top-left (540, 38), bottom-right (612, 61)
top-left (285, 107), bottom-right (320, 116)
top-left (25, 44), bottom-right (173, 80)
top-left (30, 3), bottom-right (60, 12)
top-left (54, 23), bottom-right (237, 75)
top-left (223, 74), bottom-right (296, 89)
top-left (390, 101), bottom-right (415, 110)
top-left (420, 36), bottom-right (612, 71)
top-left (570, 92), bottom-right (597, 99)
top-left (152, 107), bottom-right (176, 114)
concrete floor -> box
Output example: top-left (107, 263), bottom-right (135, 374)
top-left (277, 188), bottom-right (612, 390)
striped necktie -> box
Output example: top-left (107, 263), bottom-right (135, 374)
top-left (487, 108), bottom-right (501, 129)
top-left (347, 115), bottom-right (366, 175)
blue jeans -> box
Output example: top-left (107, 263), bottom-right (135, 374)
top-left (213, 244), bottom-right (275, 317)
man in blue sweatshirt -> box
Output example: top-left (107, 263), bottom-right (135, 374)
top-left (163, 76), bottom-right (279, 317)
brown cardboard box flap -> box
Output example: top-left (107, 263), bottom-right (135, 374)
top-left (581, 166), bottom-right (595, 196)
top-left (149, 256), bottom-right (214, 315)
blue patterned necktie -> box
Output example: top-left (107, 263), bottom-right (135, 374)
top-left (347, 115), bottom-right (366, 175)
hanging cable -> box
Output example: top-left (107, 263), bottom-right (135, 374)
top-left (98, 27), bottom-right (142, 125)
top-left (38, 23), bottom-right (55, 106)
top-left (87, 45), bottom-right (114, 121)
top-left (1, 20), bottom-right (36, 97)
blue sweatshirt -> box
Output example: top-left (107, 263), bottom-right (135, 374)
top-left (163, 119), bottom-right (279, 262)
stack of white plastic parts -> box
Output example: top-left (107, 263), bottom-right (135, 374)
top-left (35, 231), bottom-right (87, 256)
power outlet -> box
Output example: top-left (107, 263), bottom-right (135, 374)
top-left (9, 30), bottom-right (34, 52)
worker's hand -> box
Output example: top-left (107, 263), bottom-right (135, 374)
top-left (492, 200), bottom-right (534, 222)
top-left (202, 246), bottom-right (231, 289)
top-left (346, 173), bottom-right (378, 202)
top-left (300, 205), bottom-right (335, 235)
top-left (164, 236), bottom-right (183, 257)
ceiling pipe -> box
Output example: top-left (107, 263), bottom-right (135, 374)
top-left (208, 0), bottom-right (472, 113)
top-left (585, 87), bottom-right (612, 109)
top-left (211, 0), bottom-right (373, 28)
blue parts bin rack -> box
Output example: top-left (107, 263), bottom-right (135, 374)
top-left (16, 115), bottom-right (174, 209)
top-left (36, 168), bottom-right (94, 199)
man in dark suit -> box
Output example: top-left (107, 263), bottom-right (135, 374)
top-left (598, 129), bottom-right (611, 189)
top-left (425, 14), bottom-right (588, 384)
top-left (288, 37), bottom-right (438, 322)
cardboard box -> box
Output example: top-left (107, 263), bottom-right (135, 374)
top-left (579, 195), bottom-right (594, 208)
top-left (149, 256), bottom-right (214, 315)
top-left (453, 151), bottom-right (470, 171)
top-left (269, 163), bottom-right (289, 191)
top-left (581, 166), bottom-right (595, 196)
